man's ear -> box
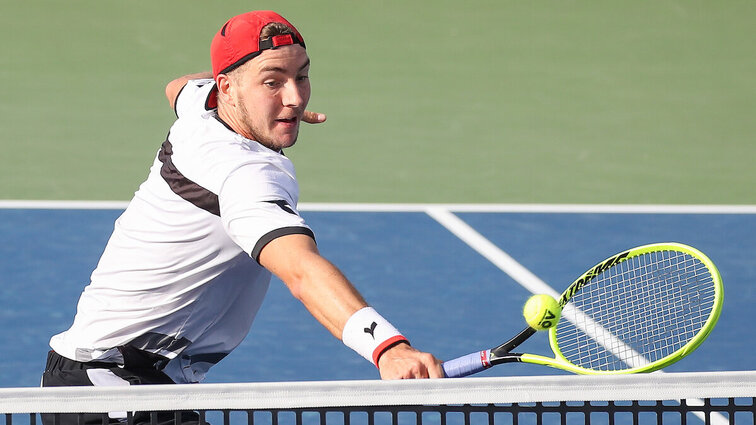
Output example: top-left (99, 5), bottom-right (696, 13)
top-left (216, 74), bottom-right (235, 106)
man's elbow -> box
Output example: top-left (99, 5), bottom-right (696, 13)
top-left (284, 276), bottom-right (306, 301)
top-left (165, 78), bottom-right (186, 109)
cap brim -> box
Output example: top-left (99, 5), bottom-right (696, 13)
top-left (206, 86), bottom-right (218, 110)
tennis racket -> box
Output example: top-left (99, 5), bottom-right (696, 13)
top-left (443, 242), bottom-right (723, 377)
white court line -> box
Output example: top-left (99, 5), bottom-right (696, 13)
top-left (424, 206), bottom-right (560, 297)
top-left (303, 203), bottom-right (756, 214)
top-left (424, 206), bottom-right (649, 368)
top-left (0, 200), bottom-right (130, 209)
top-left (424, 206), bottom-right (729, 425)
top-left (0, 200), bottom-right (755, 214)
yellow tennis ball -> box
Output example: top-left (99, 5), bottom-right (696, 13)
top-left (523, 294), bottom-right (562, 331)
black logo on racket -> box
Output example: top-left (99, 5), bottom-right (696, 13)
top-left (364, 322), bottom-right (377, 339)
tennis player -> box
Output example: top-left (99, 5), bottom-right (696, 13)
top-left (41, 10), bottom-right (442, 424)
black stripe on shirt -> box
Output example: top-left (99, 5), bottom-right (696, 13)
top-left (172, 83), bottom-right (187, 118)
top-left (158, 138), bottom-right (221, 216)
top-left (252, 226), bottom-right (315, 263)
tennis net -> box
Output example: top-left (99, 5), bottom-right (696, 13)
top-left (2, 371), bottom-right (755, 425)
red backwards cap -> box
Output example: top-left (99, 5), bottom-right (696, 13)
top-left (211, 11), bottom-right (305, 77)
top-left (207, 11), bottom-right (306, 108)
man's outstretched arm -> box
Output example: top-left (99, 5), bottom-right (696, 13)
top-left (259, 234), bottom-right (444, 379)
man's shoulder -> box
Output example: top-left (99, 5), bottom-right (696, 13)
top-left (175, 79), bottom-right (217, 118)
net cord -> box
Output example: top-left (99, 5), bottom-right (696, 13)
top-left (2, 371), bottom-right (755, 414)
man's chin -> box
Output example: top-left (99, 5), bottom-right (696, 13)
top-left (278, 129), bottom-right (300, 149)
top-left (263, 134), bottom-right (299, 151)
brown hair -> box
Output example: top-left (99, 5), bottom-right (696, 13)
top-left (260, 22), bottom-right (296, 40)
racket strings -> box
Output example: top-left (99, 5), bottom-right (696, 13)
top-left (555, 250), bottom-right (716, 372)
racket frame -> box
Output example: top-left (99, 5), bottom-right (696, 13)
top-left (543, 242), bottom-right (723, 374)
top-left (447, 242), bottom-right (724, 376)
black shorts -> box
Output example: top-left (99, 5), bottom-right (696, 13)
top-left (41, 350), bottom-right (201, 425)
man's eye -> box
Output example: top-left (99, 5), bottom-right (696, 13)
top-left (264, 81), bottom-right (279, 88)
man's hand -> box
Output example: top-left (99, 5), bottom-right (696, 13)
top-left (303, 110), bottom-right (327, 124)
top-left (377, 343), bottom-right (444, 379)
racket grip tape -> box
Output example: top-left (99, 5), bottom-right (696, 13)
top-left (442, 349), bottom-right (492, 378)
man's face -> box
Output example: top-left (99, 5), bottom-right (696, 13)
top-left (226, 45), bottom-right (311, 151)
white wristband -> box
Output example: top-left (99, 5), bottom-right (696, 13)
top-left (342, 307), bottom-right (408, 366)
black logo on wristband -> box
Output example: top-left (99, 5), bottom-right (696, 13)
top-left (364, 322), bottom-right (377, 339)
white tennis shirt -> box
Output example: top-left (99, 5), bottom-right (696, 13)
top-left (50, 79), bottom-right (313, 383)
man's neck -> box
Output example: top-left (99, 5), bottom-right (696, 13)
top-left (216, 105), bottom-right (249, 139)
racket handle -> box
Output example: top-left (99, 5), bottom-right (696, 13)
top-left (442, 350), bottom-right (492, 378)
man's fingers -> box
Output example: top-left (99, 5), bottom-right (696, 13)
top-left (378, 346), bottom-right (444, 379)
top-left (303, 110), bottom-right (327, 124)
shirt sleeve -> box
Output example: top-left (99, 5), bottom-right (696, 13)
top-left (175, 79), bottom-right (216, 119)
top-left (219, 161), bottom-right (313, 261)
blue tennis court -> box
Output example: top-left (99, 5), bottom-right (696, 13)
top-left (1, 205), bottom-right (754, 387)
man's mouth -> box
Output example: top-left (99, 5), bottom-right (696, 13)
top-left (275, 117), bottom-right (298, 125)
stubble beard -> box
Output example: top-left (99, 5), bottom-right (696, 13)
top-left (235, 98), bottom-right (298, 152)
